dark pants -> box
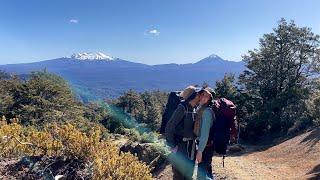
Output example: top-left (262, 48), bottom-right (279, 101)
top-left (169, 140), bottom-right (195, 180)
top-left (197, 147), bottom-right (214, 180)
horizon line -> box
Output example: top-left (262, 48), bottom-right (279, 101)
top-left (0, 53), bottom-right (243, 66)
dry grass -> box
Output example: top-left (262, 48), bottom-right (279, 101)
top-left (0, 122), bottom-right (153, 179)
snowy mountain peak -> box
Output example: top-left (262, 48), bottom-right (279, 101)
top-left (207, 54), bottom-right (222, 59)
top-left (195, 54), bottom-right (225, 64)
top-left (70, 52), bottom-right (115, 60)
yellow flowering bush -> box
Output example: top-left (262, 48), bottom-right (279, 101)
top-left (0, 119), bottom-right (152, 179)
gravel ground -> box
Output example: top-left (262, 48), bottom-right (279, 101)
top-left (157, 128), bottom-right (320, 180)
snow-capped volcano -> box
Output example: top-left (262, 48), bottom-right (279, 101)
top-left (207, 54), bottom-right (222, 59)
top-left (70, 52), bottom-right (115, 60)
top-left (194, 53), bottom-right (225, 64)
top-left (0, 53), bottom-right (245, 98)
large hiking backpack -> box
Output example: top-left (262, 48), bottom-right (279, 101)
top-left (159, 91), bottom-right (182, 134)
top-left (210, 98), bottom-right (237, 155)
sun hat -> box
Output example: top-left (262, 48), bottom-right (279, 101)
top-left (181, 86), bottom-right (203, 102)
top-left (202, 87), bottom-right (216, 99)
top-left (180, 86), bottom-right (196, 100)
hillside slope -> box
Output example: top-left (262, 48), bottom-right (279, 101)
top-left (214, 127), bottom-right (320, 180)
top-left (157, 127), bottom-right (320, 180)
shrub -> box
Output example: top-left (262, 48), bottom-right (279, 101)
top-left (124, 128), bottom-right (141, 142)
top-left (0, 120), bottom-right (152, 179)
top-left (140, 132), bottom-right (158, 144)
top-left (101, 116), bottom-right (125, 133)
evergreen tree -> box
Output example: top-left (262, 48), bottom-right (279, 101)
top-left (0, 73), bottom-right (21, 119)
top-left (116, 90), bottom-right (144, 119)
top-left (145, 105), bottom-right (161, 130)
top-left (239, 19), bottom-right (320, 136)
top-left (10, 72), bottom-right (84, 125)
top-left (215, 73), bottom-right (237, 101)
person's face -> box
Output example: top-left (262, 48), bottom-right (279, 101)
top-left (192, 94), bottom-right (201, 106)
top-left (199, 92), bottom-right (211, 105)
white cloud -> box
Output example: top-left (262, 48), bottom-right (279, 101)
top-left (148, 29), bottom-right (160, 36)
top-left (69, 19), bottom-right (79, 24)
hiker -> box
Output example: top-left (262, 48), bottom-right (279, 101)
top-left (165, 87), bottom-right (213, 180)
top-left (160, 86), bottom-right (197, 134)
top-left (194, 87), bottom-right (216, 180)
top-left (195, 92), bottom-right (239, 180)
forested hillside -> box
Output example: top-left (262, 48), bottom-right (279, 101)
top-left (0, 71), bottom-right (155, 179)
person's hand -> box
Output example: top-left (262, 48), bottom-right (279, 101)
top-left (195, 151), bottom-right (202, 164)
top-left (171, 145), bottom-right (178, 153)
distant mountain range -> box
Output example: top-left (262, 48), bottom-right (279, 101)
top-left (0, 52), bottom-right (246, 100)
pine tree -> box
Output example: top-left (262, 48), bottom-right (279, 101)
top-left (215, 73), bottom-right (237, 101)
top-left (145, 105), bottom-right (161, 130)
top-left (0, 72), bottom-right (20, 119)
top-left (116, 90), bottom-right (144, 119)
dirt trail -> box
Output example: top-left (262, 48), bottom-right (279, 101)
top-left (156, 150), bottom-right (286, 180)
top-left (213, 152), bottom-right (286, 180)
top-left (157, 127), bottom-right (320, 180)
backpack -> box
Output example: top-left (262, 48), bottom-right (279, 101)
top-left (210, 98), bottom-right (237, 155)
top-left (159, 91), bottom-right (182, 134)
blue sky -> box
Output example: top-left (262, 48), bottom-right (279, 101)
top-left (0, 0), bottom-right (320, 65)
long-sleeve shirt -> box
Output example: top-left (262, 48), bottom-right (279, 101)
top-left (198, 107), bottom-right (215, 152)
top-left (165, 104), bottom-right (185, 148)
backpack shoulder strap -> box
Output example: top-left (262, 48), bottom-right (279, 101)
top-left (179, 101), bottom-right (188, 112)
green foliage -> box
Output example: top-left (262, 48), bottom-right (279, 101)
top-left (84, 102), bottom-right (109, 122)
top-left (0, 71), bottom-right (84, 126)
top-left (124, 128), bottom-right (142, 142)
top-left (215, 73), bottom-right (237, 101)
top-left (0, 72), bottom-right (20, 118)
top-left (238, 19), bottom-right (320, 138)
top-left (140, 132), bottom-right (158, 144)
top-left (312, 96), bottom-right (320, 126)
top-left (101, 115), bottom-right (125, 133)
top-left (116, 90), bottom-right (144, 119)
top-left (306, 79), bottom-right (320, 126)
top-left (113, 90), bottom-right (168, 131)
top-left (0, 71), bottom-right (155, 178)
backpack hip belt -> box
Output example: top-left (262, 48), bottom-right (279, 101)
top-left (182, 137), bottom-right (195, 141)
top-left (187, 139), bottom-right (196, 161)
top-left (181, 137), bottom-right (198, 160)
